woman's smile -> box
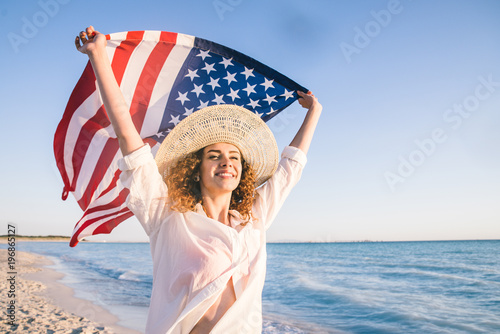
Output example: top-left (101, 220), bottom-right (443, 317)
top-left (199, 143), bottom-right (243, 195)
top-left (215, 171), bottom-right (235, 178)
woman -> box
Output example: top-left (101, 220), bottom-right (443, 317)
top-left (76, 26), bottom-right (322, 334)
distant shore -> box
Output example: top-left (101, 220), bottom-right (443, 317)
top-left (1, 236), bottom-right (498, 245)
top-left (0, 235), bottom-right (71, 243)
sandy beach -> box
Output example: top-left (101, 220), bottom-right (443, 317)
top-left (0, 249), bottom-right (142, 333)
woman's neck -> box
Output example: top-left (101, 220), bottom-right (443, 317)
top-left (201, 193), bottom-right (232, 226)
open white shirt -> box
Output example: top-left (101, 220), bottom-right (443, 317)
top-left (117, 145), bottom-right (306, 334)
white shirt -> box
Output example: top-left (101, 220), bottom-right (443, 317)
top-left (118, 144), bottom-right (307, 334)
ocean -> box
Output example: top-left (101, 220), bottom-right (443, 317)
top-left (6, 240), bottom-right (500, 333)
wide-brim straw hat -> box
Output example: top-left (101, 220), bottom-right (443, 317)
top-left (155, 104), bottom-right (279, 187)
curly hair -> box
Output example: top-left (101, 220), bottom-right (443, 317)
top-left (164, 148), bottom-right (257, 223)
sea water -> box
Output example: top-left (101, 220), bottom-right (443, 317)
top-left (7, 240), bottom-right (500, 333)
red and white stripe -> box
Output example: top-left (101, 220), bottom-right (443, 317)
top-left (54, 31), bottom-right (195, 246)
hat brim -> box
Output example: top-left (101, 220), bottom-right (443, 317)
top-left (155, 104), bottom-right (279, 187)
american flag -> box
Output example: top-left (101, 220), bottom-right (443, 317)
top-left (54, 31), bottom-right (307, 247)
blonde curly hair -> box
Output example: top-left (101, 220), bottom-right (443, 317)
top-left (164, 148), bottom-right (257, 223)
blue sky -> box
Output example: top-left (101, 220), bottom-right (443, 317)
top-left (1, 0), bottom-right (499, 243)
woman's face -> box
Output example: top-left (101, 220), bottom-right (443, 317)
top-left (198, 143), bottom-right (242, 196)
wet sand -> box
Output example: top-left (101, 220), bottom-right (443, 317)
top-left (0, 249), bottom-right (142, 333)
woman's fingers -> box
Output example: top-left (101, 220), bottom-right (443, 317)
top-left (75, 26), bottom-right (99, 52)
top-left (79, 26), bottom-right (97, 44)
top-left (74, 36), bottom-right (81, 50)
top-left (86, 26), bottom-right (97, 38)
top-left (79, 31), bottom-right (88, 43)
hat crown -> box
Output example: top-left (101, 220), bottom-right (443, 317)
top-left (155, 104), bottom-right (278, 187)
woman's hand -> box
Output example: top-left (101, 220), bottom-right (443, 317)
top-left (297, 91), bottom-right (322, 111)
top-left (73, 26), bottom-right (144, 156)
top-left (74, 26), bottom-right (106, 55)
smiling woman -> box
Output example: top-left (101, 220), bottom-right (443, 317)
top-left (75, 25), bottom-right (322, 333)
top-left (166, 142), bottom-right (257, 224)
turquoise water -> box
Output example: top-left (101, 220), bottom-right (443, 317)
top-left (8, 240), bottom-right (500, 333)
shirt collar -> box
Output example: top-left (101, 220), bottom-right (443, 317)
top-left (194, 203), bottom-right (245, 228)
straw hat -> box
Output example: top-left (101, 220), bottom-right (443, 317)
top-left (155, 104), bottom-right (279, 187)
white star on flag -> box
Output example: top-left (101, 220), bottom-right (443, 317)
top-left (241, 67), bottom-right (255, 80)
top-left (191, 84), bottom-right (205, 97)
top-left (207, 77), bottom-right (221, 90)
top-left (185, 69), bottom-right (199, 81)
top-left (219, 57), bottom-right (233, 68)
top-left (169, 114), bottom-right (181, 126)
top-left (227, 88), bottom-right (240, 101)
top-left (176, 91), bottom-right (190, 105)
top-left (202, 62), bottom-right (216, 75)
top-left (212, 94), bottom-right (225, 104)
top-left (198, 100), bottom-right (210, 109)
top-left (197, 49), bottom-right (211, 60)
top-left (263, 94), bottom-right (277, 105)
top-left (183, 107), bottom-right (194, 117)
top-left (253, 110), bottom-right (264, 117)
top-left (243, 83), bottom-right (257, 96)
top-left (223, 72), bottom-right (238, 85)
top-left (281, 88), bottom-right (294, 100)
top-left (247, 98), bottom-right (261, 109)
top-left (261, 78), bottom-right (275, 91)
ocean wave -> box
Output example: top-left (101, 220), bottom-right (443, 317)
top-left (293, 273), bottom-right (388, 308)
top-left (118, 270), bottom-right (144, 282)
top-left (262, 319), bottom-right (306, 334)
top-left (262, 314), bottom-right (340, 334)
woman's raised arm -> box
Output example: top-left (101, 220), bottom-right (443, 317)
top-left (75, 26), bottom-right (144, 156)
top-left (289, 91), bottom-right (323, 155)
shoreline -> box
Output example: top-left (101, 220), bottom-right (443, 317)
top-left (0, 249), bottom-right (142, 333)
top-left (0, 236), bottom-right (71, 243)
top-left (2, 237), bottom-right (499, 244)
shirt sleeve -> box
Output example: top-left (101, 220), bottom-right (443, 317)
top-left (117, 144), bottom-right (170, 236)
top-left (253, 146), bottom-right (307, 231)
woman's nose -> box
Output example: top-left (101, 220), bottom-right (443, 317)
top-left (220, 156), bottom-right (232, 167)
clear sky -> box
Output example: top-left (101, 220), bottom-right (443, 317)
top-left (1, 0), bottom-right (499, 243)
